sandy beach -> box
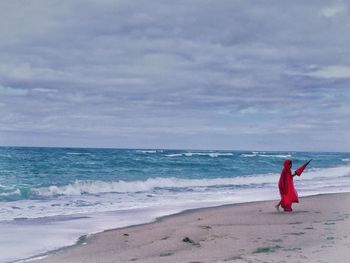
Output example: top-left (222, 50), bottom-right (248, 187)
top-left (2, 0), bottom-right (350, 262)
top-left (34, 192), bottom-right (350, 263)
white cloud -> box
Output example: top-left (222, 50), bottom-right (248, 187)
top-left (320, 4), bottom-right (346, 17)
top-left (0, 63), bottom-right (34, 81)
top-left (0, 63), bottom-right (71, 82)
top-left (32, 88), bottom-right (58, 93)
top-left (305, 66), bottom-right (350, 78)
top-left (0, 85), bottom-right (28, 96)
top-left (239, 107), bottom-right (258, 114)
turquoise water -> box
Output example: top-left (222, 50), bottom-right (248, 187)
top-left (1, 147), bottom-right (350, 262)
top-left (1, 147), bottom-right (348, 202)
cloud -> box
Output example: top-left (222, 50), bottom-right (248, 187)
top-left (32, 88), bottom-right (58, 93)
top-left (0, 0), bottom-right (349, 151)
top-left (320, 4), bottom-right (346, 17)
top-left (0, 85), bottom-right (28, 96)
top-left (304, 66), bottom-right (350, 78)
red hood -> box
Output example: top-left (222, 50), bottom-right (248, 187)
top-left (283, 159), bottom-right (292, 169)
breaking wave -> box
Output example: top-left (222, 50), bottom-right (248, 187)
top-left (164, 152), bottom-right (233, 158)
top-left (30, 165), bottom-right (350, 197)
top-left (136, 150), bottom-right (158, 154)
top-left (0, 189), bottom-right (21, 197)
top-left (241, 153), bottom-right (292, 158)
top-left (31, 175), bottom-right (274, 196)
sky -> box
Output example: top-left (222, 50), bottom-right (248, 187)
top-left (0, 0), bottom-right (350, 151)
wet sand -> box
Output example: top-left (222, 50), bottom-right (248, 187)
top-left (36, 193), bottom-right (350, 263)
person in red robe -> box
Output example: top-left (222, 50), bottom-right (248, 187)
top-left (275, 160), bottom-right (299, 212)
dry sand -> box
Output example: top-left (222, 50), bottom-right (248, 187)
top-left (36, 193), bottom-right (350, 263)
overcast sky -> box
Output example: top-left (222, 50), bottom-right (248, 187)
top-left (0, 0), bottom-right (349, 151)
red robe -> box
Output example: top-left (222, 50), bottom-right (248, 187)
top-left (278, 160), bottom-right (299, 211)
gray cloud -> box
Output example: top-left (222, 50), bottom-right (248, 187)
top-left (0, 0), bottom-right (349, 151)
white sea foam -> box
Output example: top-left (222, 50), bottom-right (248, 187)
top-left (240, 153), bottom-right (291, 158)
top-left (136, 150), bottom-right (157, 153)
top-left (29, 164), bottom-right (350, 198)
top-left (342, 158), bottom-right (350, 162)
top-left (208, 153), bottom-right (233, 158)
top-left (0, 188), bottom-right (20, 196)
top-left (164, 152), bottom-right (233, 158)
top-left (241, 153), bottom-right (257, 157)
top-left (164, 153), bottom-right (183, 157)
top-left (3, 165), bottom-right (350, 223)
top-left (4, 165), bottom-right (350, 223)
top-left (31, 176), bottom-right (271, 196)
top-left (258, 154), bottom-right (292, 158)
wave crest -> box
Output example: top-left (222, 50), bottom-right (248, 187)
top-left (31, 175), bottom-right (277, 197)
top-left (28, 165), bottom-right (350, 197)
top-left (0, 189), bottom-right (21, 197)
top-left (240, 153), bottom-right (291, 158)
top-left (164, 152), bottom-right (233, 158)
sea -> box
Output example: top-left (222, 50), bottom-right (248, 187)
top-left (1, 147), bottom-right (350, 262)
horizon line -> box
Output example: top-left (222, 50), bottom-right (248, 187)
top-left (0, 145), bottom-right (348, 154)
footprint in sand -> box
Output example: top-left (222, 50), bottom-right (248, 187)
top-left (160, 252), bottom-right (174, 257)
top-left (270, 239), bottom-right (283, 243)
top-left (223, 255), bottom-right (243, 261)
top-left (253, 245), bottom-right (283, 254)
top-left (286, 232), bottom-right (305, 236)
top-left (289, 221), bottom-right (302, 225)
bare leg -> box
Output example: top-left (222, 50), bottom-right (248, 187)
top-left (275, 201), bottom-right (281, 212)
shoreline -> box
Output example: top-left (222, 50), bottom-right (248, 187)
top-left (21, 192), bottom-right (350, 262)
top-left (14, 199), bottom-right (274, 263)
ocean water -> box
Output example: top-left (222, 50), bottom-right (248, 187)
top-left (1, 147), bottom-right (350, 262)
